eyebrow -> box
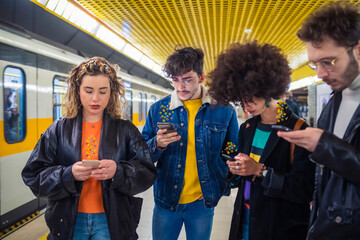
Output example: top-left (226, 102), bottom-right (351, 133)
top-left (172, 76), bottom-right (194, 80)
top-left (84, 86), bottom-right (109, 90)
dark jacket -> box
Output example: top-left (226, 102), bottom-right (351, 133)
top-left (307, 92), bottom-right (360, 240)
top-left (229, 108), bottom-right (315, 240)
top-left (22, 111), bottom-right (157, 240)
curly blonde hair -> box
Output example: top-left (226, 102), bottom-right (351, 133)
top-left (63, 57), bottom-right (126, 119)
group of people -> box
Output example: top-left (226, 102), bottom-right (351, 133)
top-left (21, 2), bottom-right (360, 240)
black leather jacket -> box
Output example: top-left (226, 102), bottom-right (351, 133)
top-left (307, 92), bottom-right (360, 240)
top-left (229, 107), bottom-right (315, 240)
top-left (22, 111), bottom-right (157, 240)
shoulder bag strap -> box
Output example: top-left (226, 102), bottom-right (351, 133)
top-left (290, 118), bottom-right (305, 165)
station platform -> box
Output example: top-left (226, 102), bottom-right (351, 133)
top-left (3, 188), bottom-right (238, 240)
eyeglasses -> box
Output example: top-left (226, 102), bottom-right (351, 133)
top-left (171, 76), bottom-right (198, 85)
top-left (307, 47), bottom-right (352, 72)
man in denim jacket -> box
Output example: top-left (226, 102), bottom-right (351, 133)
top-left (142, 47), bottom-right (239, 240)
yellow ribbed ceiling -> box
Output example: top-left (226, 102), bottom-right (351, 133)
top-left (74, 0), bottom-right (360, 81)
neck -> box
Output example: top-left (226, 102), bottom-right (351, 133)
top-left (83, 112), bottom-right (103, 123)
top-left (260, 100), bottom-right (277, 124)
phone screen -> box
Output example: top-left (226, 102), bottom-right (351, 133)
top-left (271, 125), bottom-right (292, 132)
top-left (82, 160), bottom-right (99, 168)
top-left (221, 154), bottom-right (235, 161)
top-left (157, 122), bottom-right (177, 133)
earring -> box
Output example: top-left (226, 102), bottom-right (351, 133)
top-left (265, 100), bottom-right (270, 108)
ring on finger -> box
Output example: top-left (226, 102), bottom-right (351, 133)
top-left (105, 174), bottom-right (108, 178)
top-left (235, 166), bottom-right (240, 170)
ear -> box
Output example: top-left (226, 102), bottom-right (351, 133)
top-left (199, 72), bottom-right (205, 84)
top-left (352, 40), bottom-right (360, 61)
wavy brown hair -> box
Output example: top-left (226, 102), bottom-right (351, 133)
top-left (63, 56), bottom-right (125, 119)
top-left (208, 41), bottom-right (291, 106)
top-left (297, 2), bottom-right (360, 48)
top-left (163, 47), bottom-right (204, 77)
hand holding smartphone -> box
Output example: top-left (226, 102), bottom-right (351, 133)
top-left (157, 122), bottom-right (177, 133)
top-left (82, 160), bottom-right (99, 168)
top-left (271, 125), bottom-right (292, 132)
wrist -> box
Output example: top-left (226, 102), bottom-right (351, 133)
top-left (258, 164), bottom-right (267, 177)
top-left (155, 138), bottom-right (166, 150)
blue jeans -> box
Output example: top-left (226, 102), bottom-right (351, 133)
top-left (152, 200), bottom-right (214, 240)
top-left (242, 206), bottom-right (250, 240)
top-left (73, 212), bottom-right (110, 240)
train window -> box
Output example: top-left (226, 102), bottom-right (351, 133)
top-left (138, 92), bottom-right (143, 122)
top-left (124, 90), bottom-right (133, 121)
top-left (143, 93), bottom-right (148, 119)
top-left (3, 66), bottom-right (26, 143)
top-left (53, 76), bottom-right (68, 121)
top-left (150, 95), bottom-right (157, 105)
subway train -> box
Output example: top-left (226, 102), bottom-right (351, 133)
top-left (0, 27), bottom-right (171, 235)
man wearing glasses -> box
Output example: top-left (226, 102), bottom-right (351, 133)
top-left (278, 2), bottom-right (360, 239)
top-left (142, 47), bottom-right (239, 240)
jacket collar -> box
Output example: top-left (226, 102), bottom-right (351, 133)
top-left (169, 84), bottom-right (212, 110)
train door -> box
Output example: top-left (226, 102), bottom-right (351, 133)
top-left (0, 50), bottom-right (39, 232)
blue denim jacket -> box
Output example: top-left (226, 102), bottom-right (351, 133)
top-left (142, 85), bottom-right (239, 211)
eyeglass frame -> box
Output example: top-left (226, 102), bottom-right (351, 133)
top-left (170, 73), bottom-right (201, 86)
top-left (307, 47), bottom-right (353, 72)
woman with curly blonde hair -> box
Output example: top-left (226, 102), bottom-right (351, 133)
top-left (22, 57), bottom-right (157, 240)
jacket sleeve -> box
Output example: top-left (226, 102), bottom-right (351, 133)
top-left (21, 122), bottom-right (79, 201)
top-left (142, 105), bottom-right (165, 162)
top-left (262, 121), bottom-right (315, 204)
top-left (227, 120), bottom-right (246, 188)
top-left (222, 107), bottom-right (240, 155)
top-left (310, 130), bottom-right (360, 186)
top-left (108, 123), bottom-right (157, 196)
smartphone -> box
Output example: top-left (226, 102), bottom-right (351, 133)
top-left (221, 153), bottom-right (235, 161)
top-left (271, 125), bottom-right (292, 132)
top-left (82, 160), bottom-right (99, 168)
top-left (157, 122), bottom-right (177, 133)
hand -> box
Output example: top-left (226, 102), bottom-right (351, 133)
top-left (90, 159), bottom-right (117, 180)
top-left (156, 128), bottom-right (181, 148)
top-left (72, 161), bottom-right (93, 181)
top-left (227, 153), bottom-right (263, 176)
top-left (277, 127), bottom-right (324, 152)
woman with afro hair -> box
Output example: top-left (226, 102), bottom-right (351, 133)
top-left (208, 42), bottom-right (315, 240)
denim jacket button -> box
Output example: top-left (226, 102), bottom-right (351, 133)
top-left (174, 185), bottom-right (178, 189)
top-left (178, 164), bottom-right (182, 168)
top-left (180, 123), bottom-right (184, 126)
top-left (180, 142), bottom-right (183, 146)
top-left (60, 219), bottom-right (63, 222)
top-left (180, 108), bottom-right (183, 112)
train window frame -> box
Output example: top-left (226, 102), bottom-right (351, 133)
top-left (124, 90), bottom-right (133, 121)
top-left (3, 66), bottom-right (27, 144)
top-left (143, 93), bottom-right (148, 119)
top-left (138, 92), bottom-right (143, 122)
top-left (53, 75), bottom-right (68, 121)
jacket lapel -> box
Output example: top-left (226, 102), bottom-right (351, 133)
top-left (260, 130), bottom-right (280, 164)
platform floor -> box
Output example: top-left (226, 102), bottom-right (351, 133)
top-left (3, 188), bottom-right (238, 240)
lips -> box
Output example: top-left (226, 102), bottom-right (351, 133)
top-left (90, 105), bottom-right (100, 110)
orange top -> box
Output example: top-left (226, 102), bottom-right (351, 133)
top-left (77, 120), bottom-right (104, 213)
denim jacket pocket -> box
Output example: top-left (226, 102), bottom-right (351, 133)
top-left (204, 123), bottom-right (227, 148)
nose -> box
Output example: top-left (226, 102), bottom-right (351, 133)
top-left (316, 64), bottom-right (329, 79)
top-left (92, 92), bottom-right (100, 102)
top-left (178, 81), bottom-right (187, 90)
